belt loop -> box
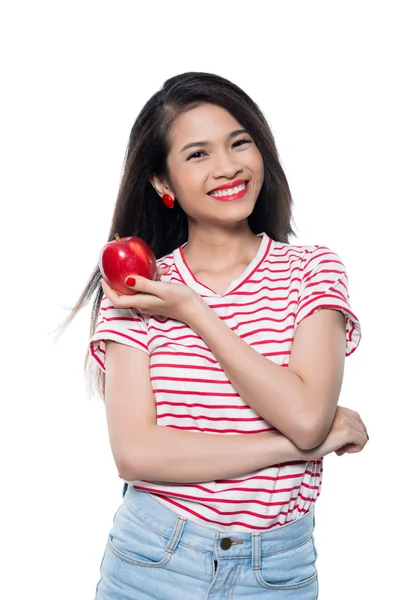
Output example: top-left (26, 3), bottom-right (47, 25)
top-left (251, 533), bottom-right (261, 570)
top-left (166, 516), bottom-right (186, 554)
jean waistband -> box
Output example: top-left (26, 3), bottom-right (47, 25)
top-left (123, 486), bottom-right (315, 559)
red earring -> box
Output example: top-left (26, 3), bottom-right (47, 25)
top-left (162, 193), bottom-right (175, 209)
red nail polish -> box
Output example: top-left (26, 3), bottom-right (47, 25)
top-left (125, 276), bottom-right (136, 287)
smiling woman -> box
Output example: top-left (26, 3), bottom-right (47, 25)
top-left (55, 71), bottom-right (366, 599)
top-left (149, 103), bottom-right (265, 236)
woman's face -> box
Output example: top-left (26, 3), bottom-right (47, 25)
top-left (163, 103), bottom-right (264, 226)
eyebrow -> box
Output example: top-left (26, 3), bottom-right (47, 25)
top-left (179, 129), bottom-right (249, 153)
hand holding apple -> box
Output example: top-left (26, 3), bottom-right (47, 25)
top-left (100, 275), bottom-right (203, 325)
top-left (99, 233), bottom-right (157, 295)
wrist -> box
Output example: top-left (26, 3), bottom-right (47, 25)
top-left (278, 433), bottom-right (314, 462)
top-left (184, 292), bottom-right (210, 328)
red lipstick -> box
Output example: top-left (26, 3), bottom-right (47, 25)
top-left (208, 180), bottom-right (250, 202)
top-left (209, 179), bottom-right (248, 193)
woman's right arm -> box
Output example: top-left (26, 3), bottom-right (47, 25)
top-left (104, 341), bottom-right (308, 483)
top-left (104, 341), bottom-right (368, 483)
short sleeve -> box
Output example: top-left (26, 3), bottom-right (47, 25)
top-left (89, 294), bottom-right (149, 372)
top-left (294, 246), bottom-right (361, 356)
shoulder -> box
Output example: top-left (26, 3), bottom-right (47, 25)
top-left (269, 239), bottom-right (345, 271)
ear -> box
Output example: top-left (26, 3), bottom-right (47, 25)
top-left (149, 173), bottom-right (168, 198)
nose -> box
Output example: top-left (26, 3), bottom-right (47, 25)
top-left (211, 150), bottom-right (243, 181)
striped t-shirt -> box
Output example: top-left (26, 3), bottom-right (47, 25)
top-left (89, 232), bottom-right (361, 532)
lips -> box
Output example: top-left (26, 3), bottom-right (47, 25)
top-left (208, 180), bottom-right (250, 202)
top-left (208, 179), bottom-right (248, 194)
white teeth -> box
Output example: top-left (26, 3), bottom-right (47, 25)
top-left (209, 182), bottom-right (247, 197)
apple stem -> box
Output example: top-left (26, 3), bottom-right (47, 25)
top-left (114, 233), bottom-right (121, 242)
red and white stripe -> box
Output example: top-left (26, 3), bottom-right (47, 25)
top-left (89, 232), bottom-right (360, 532)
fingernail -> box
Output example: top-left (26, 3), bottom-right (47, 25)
top-left (125, 276), bottom-right (136, 287)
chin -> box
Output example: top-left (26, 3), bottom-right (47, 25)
top-left (212, 207), bottom-right (256, 226)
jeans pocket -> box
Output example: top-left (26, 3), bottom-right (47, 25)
top-left (254, 535), bottom-right (317, 590)
top-left (107, 503), bottom-right (173, 568)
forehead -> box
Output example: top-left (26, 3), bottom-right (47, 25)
top-left (169, 103), bottom-right (243, 148)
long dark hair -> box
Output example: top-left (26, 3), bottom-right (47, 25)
top-left (53, 71), bottom-right (296, 400)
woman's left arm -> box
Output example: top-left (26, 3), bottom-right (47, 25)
top-left (188, 301), bottom-right (347, 451)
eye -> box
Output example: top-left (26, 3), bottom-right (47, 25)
top-left (187, 150), bottom-right (206, 161)
top-left (186, 138), bottom-right (252, 161)
top-left (232, 138), bottom-right (252, 148)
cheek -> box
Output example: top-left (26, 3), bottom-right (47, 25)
top-left (245, 149), bottom-right (264, 191)
top-left (251, 148), bottom-right (265, 175)
top-left (256, 154), bottom-right (265, 185)
top-left (173, 168), bottom-right (207, 198)
top-left (257, 160), bottom-right (265, 188)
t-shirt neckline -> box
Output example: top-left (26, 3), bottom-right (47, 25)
top-left (173, 232), bottom-right (272, 297)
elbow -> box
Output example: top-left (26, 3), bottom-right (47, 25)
top-left (118, 461), bottom-right (140, 482)
top-left (293, 418), bottom-right (331, 451)
top-left (117, 426), bottom-right (161, 480)
top-left (117, 447), bottom-right (146, 481)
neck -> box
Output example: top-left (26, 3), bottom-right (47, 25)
top-left (182, 222), bottom-right (262, 272)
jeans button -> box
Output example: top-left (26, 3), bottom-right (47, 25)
top-left (220, 537), bottom-right (232, 550)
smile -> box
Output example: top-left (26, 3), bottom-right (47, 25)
top-left (208, 181), bottom-right (249, 201)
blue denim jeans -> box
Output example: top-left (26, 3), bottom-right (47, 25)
top-left (94, 485), bottom-right (319, 598)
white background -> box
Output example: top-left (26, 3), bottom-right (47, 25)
top-left (1, 1), bottom-right (398, 598)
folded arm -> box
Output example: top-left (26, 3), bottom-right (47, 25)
top-left (103, 341), bottom-right (310, 483)
top-left (187, 299), bottom-right (347, 450)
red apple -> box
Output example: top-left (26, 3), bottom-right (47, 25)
top-left (99, 233), bottom-right (157, 295)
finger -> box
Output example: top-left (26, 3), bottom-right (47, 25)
top-left (349, 416), bottom-right (368, 438)
top-left (346, 445), bottom-right (363, 453)
top-left (351, 427), bottom-right (369, 447)
top-left (100, 278), bottom-right (122, 305)
top-left (336, 443), bottom-right (353, 455)
top-left (358, 417), bottom-right (369, 439)
top-left (348, 429), bottom-right (369, 451)
top-left (349, 410), bottom-right (367, 433)
top-left (355, 423), bottom-right (369, 440)
top-left (155, 266), bottom-right (171, 281)
top-left (125, 275), bottom-right (164, 296)
top-left (348, 410), bottom-right (369, 438)
top-left (101, 278), bottom-right (157, 311)
top-left (336, 443), bottom-right (361, 456)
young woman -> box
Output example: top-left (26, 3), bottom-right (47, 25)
top-left (68, 72), bottom-right (368, 598)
